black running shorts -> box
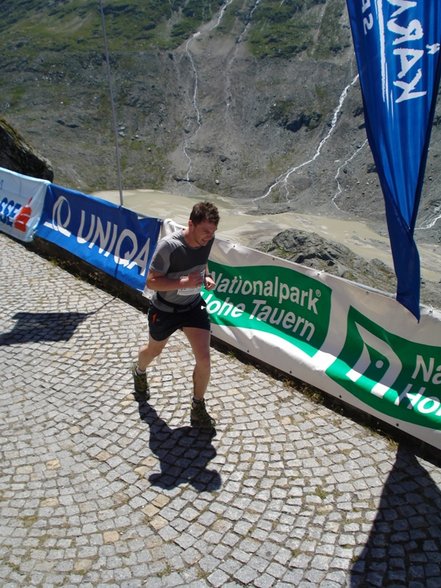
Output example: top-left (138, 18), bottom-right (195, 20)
top-left (148, 301), bottom-right (210, 341)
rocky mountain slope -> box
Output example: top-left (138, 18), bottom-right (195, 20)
top-left (1, 0), bottom-right (440, 247)
top-left (257, 229), bottom-right (441, 310)
top-left (0, 117), bottom-right (53, 181)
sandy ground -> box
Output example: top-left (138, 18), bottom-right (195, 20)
top-left (94, 188), bottom-right (441, 284)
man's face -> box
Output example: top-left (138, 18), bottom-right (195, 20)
top-left (189, 220), bottom-right (218, 247)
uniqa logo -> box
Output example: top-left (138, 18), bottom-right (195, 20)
top-left (46, 195), bottom-right (153, 274)
top-left (49, 195), bottom-right (72, 237)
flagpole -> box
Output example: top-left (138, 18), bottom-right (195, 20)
top-left (98, 0), bottom-right (124, 207)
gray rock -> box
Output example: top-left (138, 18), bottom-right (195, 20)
top-left (257, 229), bottom-right (441, 310)
top-left (0, 117), bottom-right (53, 181)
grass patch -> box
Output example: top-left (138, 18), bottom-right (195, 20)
top-left (315, 486), bottom-right (328, 500)
top-left (313, 0), bottom-right (351, 58)
top-left (1, 0), bottom-right (349, 59)
top-left (21, 514), bottom-right (39, 527)
top-left (0, 0), bottom-right (225, 54)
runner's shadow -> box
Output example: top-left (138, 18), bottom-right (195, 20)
top-left (350, 443), bottom-right (441, 587)
top-left (0, 311), bottom-right (92, 346)
top-left (136, 395), bottom-right (222, 492)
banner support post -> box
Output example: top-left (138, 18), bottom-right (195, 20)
top-left (99, 0), bottom-right (124, 207)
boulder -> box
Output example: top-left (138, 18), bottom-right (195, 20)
top-left (0, 117), bottom-right (54, 181)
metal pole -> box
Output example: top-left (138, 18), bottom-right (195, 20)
top-left (98, 0), bottom-right (124, 206)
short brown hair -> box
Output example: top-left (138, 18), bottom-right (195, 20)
top-left (190, 201), bottom-right (219, 226)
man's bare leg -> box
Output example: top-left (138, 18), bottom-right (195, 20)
top-left (183, 327), bottom-right (215, 429)
top-left (183, 327), bottom-right (211, 400)
top-left (137, 336), bottom-right (169, 372)
top-left (132, 336), bottom-right (168, 397)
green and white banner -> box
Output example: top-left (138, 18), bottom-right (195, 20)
top-left (205, 237), bottom-right (441, 450)
top-left (325, 307), bottom-right (441, 431)
top-left (204, 259), bottom-right (331, 358)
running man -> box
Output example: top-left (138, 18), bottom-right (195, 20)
top-left (132, 201), bottom-right (219, 430)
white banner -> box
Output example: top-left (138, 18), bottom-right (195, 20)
top-left (0, 167), bottom-right (49, 242)
top-left (134, 218), bottom-right (441, 449)
top-left (205, 237), bottom-right (441, 450)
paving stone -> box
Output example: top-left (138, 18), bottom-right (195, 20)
top-left (1, 232), bottom-right (441, 587)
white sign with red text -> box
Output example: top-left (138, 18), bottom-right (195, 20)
top-left (0, 167), bottom-right (49, 242)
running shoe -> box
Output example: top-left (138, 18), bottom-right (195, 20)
top-left (132, 363), bottom-right (150, 399)
top-left (190, 399), bottom-right (216, 430)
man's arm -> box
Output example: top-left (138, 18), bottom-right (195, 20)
top-left (147, 269), bottom-right (204, 292)
top-left (204, 266), bottom-right (215, 291)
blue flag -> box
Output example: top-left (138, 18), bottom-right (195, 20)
top-left (346, 0), bottom-right (441, 320)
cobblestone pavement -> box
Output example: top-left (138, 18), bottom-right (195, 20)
top-left (1, 232), bottom-right (441, 588)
